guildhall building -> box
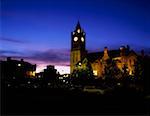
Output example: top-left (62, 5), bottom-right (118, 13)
top-left (70, 22), bottom-right (137, 78)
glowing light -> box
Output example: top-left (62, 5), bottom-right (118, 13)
top-left (81, 37), bottom-right (84, 42)
top-left (117, 83), bottom-right (121, 86)
top-left (13, 77), bottom-right (16, 79)
top-left (32, 71), bottom-right (36, 76)
top-left (93, 70), bottom-right (98, 76)
top-left (8, 84), bottom-right (11, 87)
top-left (30, 71), bottom-right (35, 76)
top-left (27, 71), bottom-right (36, 77)
top-left (34, 85), bottom-right (37, 88)
top-left (77, 29), bottom-right (80, 33)
top-left (79, 62), bottom-right (81, 66)
top-left (59, 77), bottom-right (63, 79)
top-left (28, 81), bottom-right (31, 84)
top-left (74, 37), bottom-right (78, 41)
top-left (120, 47), bottom-right (124, 50)
top-left (38, 75), bottom-right (41, 78)
top-left (63, 74), bottom-right (69, 77)
top-left (18, 63), bottom-right (21, 66)
top-left (129, 70), bottom-right (132, 75)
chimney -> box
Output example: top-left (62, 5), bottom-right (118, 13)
top-left (7, 57), bottom-right (11, 61)
top-left (103, 47), bottom-right (109, 60)
top-left (120, 46), bottom-right (125, 56)
top-left (104, 47), bottom-right (108, 54)
top-left (126, 45), bottom-right (130, 51)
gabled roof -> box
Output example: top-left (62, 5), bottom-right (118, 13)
top-left (86, 52), bottom-right (103, 63)
top-left (85, 49), bottom-right (136, 63)
top-left (108, 49), bottom-right (120, 58)
top-left (127, 50), bottom-right (137, 57)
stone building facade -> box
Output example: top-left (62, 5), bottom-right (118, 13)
top-left (70, 22), bottom-right (137, 78)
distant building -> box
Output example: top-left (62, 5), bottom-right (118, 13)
top-left (0, 57), bottom-right (36, 81)
top-left (70, 22), bottom-right (137, 78)
top-left (36, 65), bottom-right (58, 81)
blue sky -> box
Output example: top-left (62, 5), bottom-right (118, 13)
top-left (0, 0), bottom-right (150, 73)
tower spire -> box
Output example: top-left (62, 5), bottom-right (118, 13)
top-left (76, 20), bottom-right (81, 29)
top-left (71, 21), bottom-right (86, 73)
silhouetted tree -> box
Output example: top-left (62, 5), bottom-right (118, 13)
top-left (104, 59), bottom-right (123, 81)
top-left (144, 56), bottom-right (150, 94)
top-left (71, 59), bottom-right (94, 85)
top-left (133, 56), bottom-right (144, 81)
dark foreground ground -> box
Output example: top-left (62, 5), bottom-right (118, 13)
top-left (2, 87), bottom-right (150, 115)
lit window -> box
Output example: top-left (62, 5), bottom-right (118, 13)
top-left (93, 70), bottom-right (98, 76)
top-left (117, 83), bottom-right (121, 86)
top-left (32, 71), bottom-right (35, 76)
top-left (28, 81), bottom-right (31, 84)
top-left (34, 85), bottom-right (37, 88)
top-left (129, 71), bottom-right (132, 75)
top-left (18, 63), bottom-right (21, 66)
top-left (13, 77), bottom-right (16, 79)
top-left (28, 71), bottom-right (36, 77)
top-left (38, 75), bottom-right (41, 78)
top-left (59, 77), bottom-right (63, 79)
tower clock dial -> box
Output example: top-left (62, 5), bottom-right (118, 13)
top-left (81, 37), bottom-right (84, 42)
top-left (74, 37), bottom-right (78, 41)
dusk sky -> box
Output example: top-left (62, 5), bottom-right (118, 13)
top-left (1, 0), bottom-right (150, 73)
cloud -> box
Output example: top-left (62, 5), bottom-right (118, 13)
top-left (0, 50), bottom-right (22, 55)
top-left (0, 37), bottom-right (27, 44)
top-left (0, 49), bottom-right (70, 66)
top-left (29, 49), bottom-right (70, 65)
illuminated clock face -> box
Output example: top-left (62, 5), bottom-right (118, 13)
top-left (81, 37), bottom-right (84, 42)
top-left (74, 37), bottom-right (78, 41)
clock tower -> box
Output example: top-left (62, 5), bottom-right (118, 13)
top-left (70, 21), bottom-right (86, 73)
